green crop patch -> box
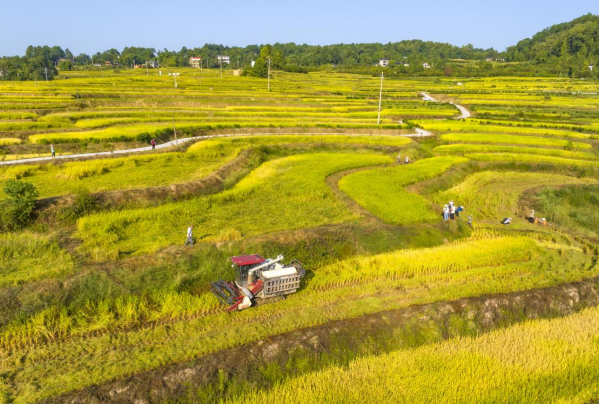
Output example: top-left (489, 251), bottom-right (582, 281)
top-left (76, 152), bottom-right (392, 260)
top-left (339, 156), bottom-right (469, 225)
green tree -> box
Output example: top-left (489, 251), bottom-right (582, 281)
top-left (1, 180), bottom-right (38, 230)
top-left (243, 58), bottom-right (268, 78)
top-left (58, 60), bottom-right (73, 71)
top-left (259, 45), bottom-right (284, 69)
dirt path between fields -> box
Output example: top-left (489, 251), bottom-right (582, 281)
top-left (44, 275), bottom-right (599, 404)
top-left (0, 132), bottom-right (418, 167)
top-left (420, 92), bottom-right (471, 119)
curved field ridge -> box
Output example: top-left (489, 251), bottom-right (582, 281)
top-left (0, 134), bottom-right (411, 199)
top-left (1, 133), bottom-right (411, 166)
top-left (76, 152), bottom-right (392, 259)
top-left (339, 156), bottom-right (468, 225)
top-left (222, 305), bottom-right (599, 404)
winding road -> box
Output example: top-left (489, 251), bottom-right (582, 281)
top-left (1, 94), bottom-right (470, 166)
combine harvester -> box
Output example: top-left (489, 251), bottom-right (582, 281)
top-left (211, 254), bottom-right (305, 311)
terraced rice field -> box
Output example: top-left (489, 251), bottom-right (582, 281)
top-left (0, 71), bottom-right (599, 404)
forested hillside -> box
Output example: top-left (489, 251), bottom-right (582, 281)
top-left (506, 13), bottom-right (599, 76)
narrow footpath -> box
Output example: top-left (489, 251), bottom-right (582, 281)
top-left (1, 94), bottom-right (471, 166)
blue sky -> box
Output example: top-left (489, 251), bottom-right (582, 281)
top-left (0, 0), bottom-right (597, 56)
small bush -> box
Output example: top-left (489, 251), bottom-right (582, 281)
top-left (58, 188), bottom-right (98, 223)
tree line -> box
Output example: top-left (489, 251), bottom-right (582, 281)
top-left (1, 14), bottom-right (598, 80)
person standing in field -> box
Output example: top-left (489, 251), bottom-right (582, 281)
top-left (443, 204), bottom-right (449, 221)
top-left (404, 156), bottom-right (409, 164)
top-left (151, 139), bottom-right (156, 150)
top-left (397, 152), bottom-right (401, 164)
top-left (184, 225), bottom-right (194, 246)
top-left (50, 144), bottom-right (55, 158)
top-left (450, 204), bottom-right (456, 220)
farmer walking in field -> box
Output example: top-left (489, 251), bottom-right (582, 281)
top-left (151, 139), bottom-right (156, 150)
top-left (184, 225), bottom-right (194, 246)
top-left (50, 144), bottom-right (55, 158)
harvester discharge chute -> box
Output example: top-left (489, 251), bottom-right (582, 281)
top-left (211, 254), bottom-right (305, 311)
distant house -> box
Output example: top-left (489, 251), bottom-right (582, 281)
top-left (147, 61), bottom-right (159, 68)
top-left (189, 57), bottom-right (202, 68)
top-left (217, 55), bottom-right (230, 65)
top-left (485, 57), bottom-right (494, 62)
top-left (589, 65), bottom-right (594, 72)
top-left (251, 60), bottom-right (255, 67)
top-left (105, 61), bottom-right (115, 66)
top-left (423, 63), bottom-right (431, 69)
top-left (379, 58), bottom-right (390, 67)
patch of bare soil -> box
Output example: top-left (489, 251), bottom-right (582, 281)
top-left (44, 276), bottom-right (599, 404)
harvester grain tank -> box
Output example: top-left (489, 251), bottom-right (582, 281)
top-left (211, 254), bottom-right (305, 311)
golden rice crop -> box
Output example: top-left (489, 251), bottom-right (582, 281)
top-left (310, 236), bottom-right (538, 290)
top-left (222, 306), bottom-right (599, 404)
top-left (0, 137), bottom-right (22, 145)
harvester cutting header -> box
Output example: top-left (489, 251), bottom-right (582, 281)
top-left (211, 254), bottom-right (305, 311)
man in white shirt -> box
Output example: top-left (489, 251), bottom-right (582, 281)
top-left (184, 225), bottom-right (194, 246)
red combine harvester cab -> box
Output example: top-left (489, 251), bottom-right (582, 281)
top-left (211, 254), bottom-right (305, 311)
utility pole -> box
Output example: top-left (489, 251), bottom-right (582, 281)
top-left (172, 116), bottom-right (179, 146)
top-left (267, 57), bottom-right (271, 92)
top-left (44, 67), bottom-right (48, 81)
top-left (377, 72), bottom-right (384, 125)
